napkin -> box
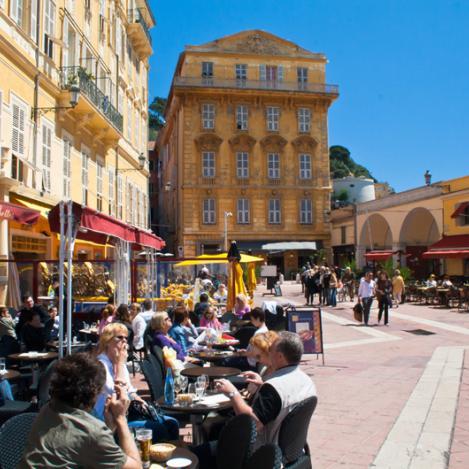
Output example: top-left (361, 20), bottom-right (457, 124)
top-left (199, 394), bottom-right (230, 406)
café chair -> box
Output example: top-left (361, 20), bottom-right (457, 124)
top-left (216, 414), bottom-right (256, 469)
top-left (0, 412), bottom-right (37, 469)
top-left (244, 443), bottom-right (283, 469)
top-left (278, 396), bottom-right (318, 468)
top-left (141, 358), bottom-right (165, 401)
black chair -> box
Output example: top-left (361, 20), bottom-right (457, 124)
top-left (37, 359), bottom-right (57, 408)
top-left (150, 344), bottom-right (166, 375)
top-left (244, 444), bottom-right (283, 469)
top-left (0, 412), bottom-right (37, 469)
top-left (141, 358), bottom-right (165, 401)
top-left (216, 414), bottom-right (257, 469)
top-left (278, 396), bottom-right (318, 468)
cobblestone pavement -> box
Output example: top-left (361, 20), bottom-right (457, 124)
top-left (255, 281), bottom-right (469, 469)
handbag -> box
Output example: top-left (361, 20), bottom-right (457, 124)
top-left (128, 400), bottom-right (161, 422)
top-left (353, 302), bottom-right (363, 322)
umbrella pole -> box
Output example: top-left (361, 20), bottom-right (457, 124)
top-left (66, 200), bottom-right (76, 356)
top-left (58, 202), bottom-right (65, 358)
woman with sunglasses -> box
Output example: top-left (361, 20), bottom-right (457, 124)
top-left (151, 312), bottom-right (187, 361)
top-left (93, 323), bottom-right (179, 441)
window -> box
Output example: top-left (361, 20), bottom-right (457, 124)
top-left (10, 0), bottom-right (24, 27)
top-left (203, 199), bottom-right (216, 224)
top-left (98, 0), bottom-right (105, 40)
top-left (108, 167), bottom-right (115, 216)
top-left (131, 185), bottom-right (137, 225)
top-left (237, 199), bottom-right (250, 224)
top-left (235, 64), bottom-right (247, 81)
top-left (236, 105), bottom-right (248, 130)
top-left (459, 204), bottom-right (469, 226)
top-left (41, 123), bottom-right (52, 193)
top-left (30, 0), bottom-right (37, 41)
top-left (298, 108), bottom-right (311, 132)
top-left (11, 99), bottom-right (26, 158)
top-left (260, 65), bottom-right (284, 84)
top-left (268, 199), bottom-right (281, 224)
top-left (201, 62), bottom-right (213, 78)
top-left (267, 153), bottom-right (280, 179)
top-left (266, 106), bottom-right (279, 131)
top-left (299, 154), bottom-right (312, 179)
top-left (43, 0), bottom-right (55, 59)
top-left (117, 174), bottom-right (123, 219)
top-left (96, 160), bottom-right (103, 211)
top-left (202, 103), bottom-right (215, 129)
top-left (202, 151), bottom-right (215, 178)
top-left (300, 199), bottom-right (312, 224)
top-left (127, 100), bottom-right (132, 139)
top-left (11, 155), bottom-right (24, 182)
top-left (341, 226), bottom-right (347, 244)
top-left (81, 148), bottom-right (89, 205)
top-left (126, 181), bottom-right (132, 223)
top-left (236, 152), bottom-right (248, 179)
top-left (297, 67), bottom-right (308, 87)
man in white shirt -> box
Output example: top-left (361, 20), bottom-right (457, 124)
top-left (140, 299), bottom-right (154, 324)
top-left (247, 308), bottom-right (269, 367)
top-left (130, 303), bottom-right (146, 351)
top-left (358, 271), bottom-right (376, 326)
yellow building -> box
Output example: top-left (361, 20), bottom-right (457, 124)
top-left (424, 175), bottom-right (469, 277)
top-left (157, 30), bottom-right (338, 275)
top-left (0, 0), bottom-right (154, 303)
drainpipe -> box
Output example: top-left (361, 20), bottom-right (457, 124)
top-left (32, 0), bottom-right (42, 188)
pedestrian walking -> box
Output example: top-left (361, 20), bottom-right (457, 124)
top-left (392, 269), bottom-right (405, 307)
top-left (329, 268), bottom-right (338, 307)
top-left (358, 271), bottom-right (376, 326)
top-left (376, 272), bottom-right (392, 325)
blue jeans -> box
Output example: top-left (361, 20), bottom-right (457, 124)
top-left (329, 288), bottom-right (337, 307)
top-left (362, 297), bottom-right (373, 325)
top-left (128, 416), bottom-right (179, 442)
top-left (0, 380), bottom-right (14, 405)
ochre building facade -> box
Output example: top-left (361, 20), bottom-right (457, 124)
top-left (157, 30), bottom-right (338, 274)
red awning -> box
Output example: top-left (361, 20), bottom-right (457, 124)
top-left (0, 201), bottom-right (40, 225)
top-left (451, 202), bottom-right (469, 218)
top-left (365, 250), bottom-right (393, 261)
top-left (48, 202), bottom-right (165, 250)
top-left (422, 234), bottom-right (469, 259)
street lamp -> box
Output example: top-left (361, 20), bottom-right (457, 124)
top-left (32, 84), bottom-right (80, 118)
top-left (224, 211), bottom-right (233, 252)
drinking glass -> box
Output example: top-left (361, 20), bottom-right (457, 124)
top-left (188, 383), bottom-right (196, 397)
top-left (197, 375), bottom-right (208, 391)
top-left (174, 377), bottom-right (181, 395)
top-left (195, 382), bottom-right (205, 399)
top-left (179, 375), bottom-right (188, 393)
top-left (135, 428), bottom-right (152, 469)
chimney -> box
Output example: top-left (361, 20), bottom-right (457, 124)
top-left (424, 170), bottom-right (432, 186)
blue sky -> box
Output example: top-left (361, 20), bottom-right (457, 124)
top-left (147, 0), bottom-right (468, 192)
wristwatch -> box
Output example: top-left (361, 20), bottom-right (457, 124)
top-left (227, 391), bottom-right (239, 399)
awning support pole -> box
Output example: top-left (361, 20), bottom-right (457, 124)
top-left (66, 200), bottom-right (76, 356)
top-left (58, 201), bottom-right (65, 358)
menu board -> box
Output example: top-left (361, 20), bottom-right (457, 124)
top-left (287, 308), bottom-right (324, 363)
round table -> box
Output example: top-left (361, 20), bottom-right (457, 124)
top-left (8, 352), bottom-right (58, 363)
top-left (151, 447), bottom-right (199, 468)
top-left (191, 350), bottom-right (242, 364)
top-left (0, 369), bottom-right (21, 381)
top-left (181, 366), bottom-right (241, 379)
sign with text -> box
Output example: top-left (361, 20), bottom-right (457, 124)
top-left (287, 307), bottom-right (324, 362)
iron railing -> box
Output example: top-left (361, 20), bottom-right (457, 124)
top-left (127, 9), bottom-right (152, 46)
top-left (174, 76), bottom-right (339, 95)
top-left (59, 66), bottom-right (123, 132)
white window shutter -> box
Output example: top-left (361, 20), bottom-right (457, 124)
top-left (30, 0), bottom-right (37, 41)
top-left (259, 64), bottom-right (266, 81)
top-left (62, 16), bottom-right (69, 68)
top-left (10, 0), bottom-right (19, 22)
top-left (278, 65), bottom-right (284, 82)
top-left (116, 20), bottom-right (121, 57)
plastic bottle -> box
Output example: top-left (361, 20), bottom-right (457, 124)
top-left (164, 367), bottom-right (175, 405)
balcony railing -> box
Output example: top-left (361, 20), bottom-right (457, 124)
top-left (127, 9), bottom-right (152, 46)
top-left (59, 66), bottom-right (123, 132)
top-left (174, 76), bottom-right (339, 95)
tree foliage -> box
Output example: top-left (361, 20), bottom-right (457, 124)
top-left (148, 96), bottom-right (167, 139)
top-left (329, 145), bottom-right (375, 181)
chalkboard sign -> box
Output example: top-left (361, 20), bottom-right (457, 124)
top-left (261, 265), bottom-right (277, 277)
top-left (274, 285), bottom-right (282, 297)
top-left (287, 307), bottom-right (324, 364)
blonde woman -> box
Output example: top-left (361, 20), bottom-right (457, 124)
top-left (392, 269), bottom-right (405, 307)
top-left (234, 293), bottom-right (250, 318)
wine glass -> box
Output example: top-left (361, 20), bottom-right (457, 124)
top-left (174, 376), bottom-right (181, 395)
top-left (195, 381), bottom-right (205, 399)
top-left (188, 383), bottom-right (196, 396)
top-left (179, 375), bottom-right (188, 394)
top-left (197, 375), bottom-right (208, 393)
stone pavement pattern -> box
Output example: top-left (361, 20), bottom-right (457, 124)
top-left (258, 281), bottom-right (469, 469)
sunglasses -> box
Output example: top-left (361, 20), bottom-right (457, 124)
top-left (114, 335), bottom-right (128, 342)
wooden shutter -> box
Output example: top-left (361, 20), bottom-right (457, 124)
top-left (12, 102), bottom-right (25, 156)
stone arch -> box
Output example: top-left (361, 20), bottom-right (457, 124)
top-left (359, 213), bottom-right (393, 250)
top-left (399, 207), bottom-right (440, 246)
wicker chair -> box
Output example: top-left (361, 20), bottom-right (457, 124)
top-left (244, 443), bottom-right (283, 469)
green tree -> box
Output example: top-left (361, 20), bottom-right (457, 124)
top-left (329, 145), bottom-right (376, 181)
top-left (148, 96), bottom-right (167, 139)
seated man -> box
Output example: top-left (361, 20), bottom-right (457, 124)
top-left (16, 295), bottom-right (48, 335)
top-left (19, 352), bottom-right (141, 469)
top-left (21, 312), bottom-right (47, 351)
top-left (216, 331), bottom-right (316, 450)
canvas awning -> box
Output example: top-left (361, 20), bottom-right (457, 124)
top-left (451, 202), bottom-right (469, 218)
top-left (0, 201), bottom-right (40, 225)
top-left (48, 201), bottom-right (165, 250)
top-left (422, 235), bottom-right (469, 259)
top-left (365, 250), bottom-right (393, 261)
top-left (175, 252), bottom-right (263, 267)
top-left (261, 241), bottom-right (317, 251)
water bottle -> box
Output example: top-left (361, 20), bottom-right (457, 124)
top-left (164, 367), bottom-right (175, 405)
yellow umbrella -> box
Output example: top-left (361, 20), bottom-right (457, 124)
top-left (247, 262), bottom-right (257, 298)
top-left (175, 252), bottom-right (263, 267)
top-left (226, 261), bottom-right (249, 311)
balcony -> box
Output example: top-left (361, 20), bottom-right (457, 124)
top-left (127, 9), bottom-right (152, 59)
top-left (59, 66), bottom-right (123, 135)
top-left (174, 77), bottom-right (339, 97)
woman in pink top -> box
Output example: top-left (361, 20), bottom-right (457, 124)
top-left (98, 305), bottom-right (114, 335)
top-left (200, 306), bottom-right (222, 330)
top-left (234, 294), bottom-right (251, 318)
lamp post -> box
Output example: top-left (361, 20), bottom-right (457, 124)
top-left (224, 211), bottom-right (233, 252)
top-left (32, 84), bottom-right (80, 118)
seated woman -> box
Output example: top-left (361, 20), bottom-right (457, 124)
top-left (94, 323), bottom-right (179, 441)
top-left (234, 294), bottom-right (251, 318)
top-left (113, 304), bottom-right (134, 348)
top-left (213, 284), bottom-right (228, 303)
top-left (151, 311), bottom-right (187, 361)
top-left (199, 305), bottom-right (222, 331)
top-left (0, 307), bottom-right (17, 340)
top-left (169, 306), bottom-right (198, 354)
top-left (98, 305), bottom-right (114, 335)
top-left (245, 331), bottom-right (279, 384)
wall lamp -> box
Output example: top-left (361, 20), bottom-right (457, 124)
top-left (32, 85), bottom-right (80, 118)
top-left (117, 153), bottom-right (146, 172)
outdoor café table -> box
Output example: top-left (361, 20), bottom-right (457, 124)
top-left (191, 350), bottom-right (243, 364)
top-left (0, 369), bottom-right (21, 381)
top-left (150, 447), bottom-right (199, 469)
top-left (157, 392), bottom-right (233, 446)
top-left (8, 352), bottom-right (58, 363)
top-left (181, 366), bottom-right (241, 380)
top-left (47, 341), bottom-right (89, 351)
top-left (79, 328), bottom-right (99, 336)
